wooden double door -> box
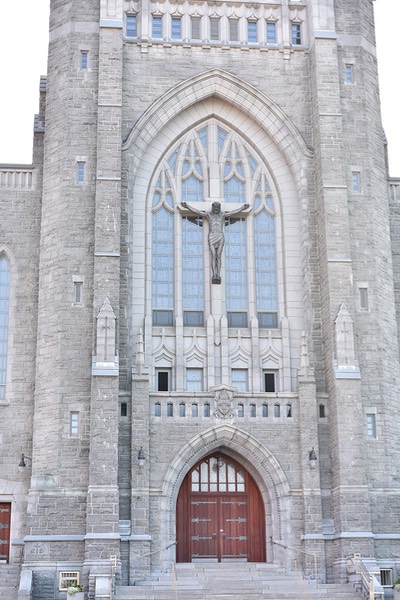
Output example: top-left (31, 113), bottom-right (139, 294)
top-left (176, 453), bottom-right (266, 562)
top-left (0, 503), bottom-right (11, 563)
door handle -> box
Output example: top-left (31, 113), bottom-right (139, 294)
top-left (220, 530), bottom-right (226, 539)
top-left (212, 532), bottom-right (217, 539)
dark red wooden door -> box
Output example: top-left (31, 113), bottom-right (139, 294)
top-left (177, 453), bottom-right (265, 563)
top-left (0, 503), bottom-right (11, 563)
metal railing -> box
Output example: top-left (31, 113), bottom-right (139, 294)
top-left (347, 554), bottom-right (384, 600)
top-left (273, 540), bottom-right (319, 582)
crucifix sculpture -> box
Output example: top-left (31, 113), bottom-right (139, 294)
top-left (181, 201), bottom-right (250, 283)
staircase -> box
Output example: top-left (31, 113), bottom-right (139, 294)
top-left (115, 562), bottom-right (361, 600)
top-left (0, 563), bottom-right (20, 600)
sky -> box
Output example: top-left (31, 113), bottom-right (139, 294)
top-left (0, 1), bottom-right (398, 175)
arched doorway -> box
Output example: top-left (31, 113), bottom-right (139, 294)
top-left (176, 451), bottom-right (266, 562)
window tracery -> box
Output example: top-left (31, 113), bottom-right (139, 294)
top-left (150, 120), bottom-right (278, 328)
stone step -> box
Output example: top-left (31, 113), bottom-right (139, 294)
top-left (115, 563), bottom-right (361, 600)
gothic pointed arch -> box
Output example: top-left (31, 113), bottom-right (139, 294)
top-left (123, 68), bottom-right (313, 178)
top-left (157, 424), bottom-right (291, 565)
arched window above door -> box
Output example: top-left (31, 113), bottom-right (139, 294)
top-left (190, 454), bottom-right (246, 493)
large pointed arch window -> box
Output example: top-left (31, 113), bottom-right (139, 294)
top-left (151, 120), bottom-right (278, 328)
top-left (0, 256), bottom-right (10, 400)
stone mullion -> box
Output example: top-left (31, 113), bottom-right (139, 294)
top-left (85, 21), bottom-right (123, 569)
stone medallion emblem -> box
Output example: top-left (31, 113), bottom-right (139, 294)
top-left (215, 388), bottom-right (234, 419)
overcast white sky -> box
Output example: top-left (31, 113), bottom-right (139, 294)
top-left (0, 1), bottom-right (398, 175)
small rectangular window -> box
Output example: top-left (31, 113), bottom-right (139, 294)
top-left (70, 412), bottom-right (79, 436)
top-left (171, 17), bottom-right (182, 40)
top-left (191, 16), bottom-right (201, 40)
top-left (227, 312), bottom-right (248, 328)
top-left (179, 403), bottom-right (186, 417)
top-left (352, 171), bottom-right (361, 193)
top-left (153, 310), bottom-right (173, 326)
top-left (157, 370), bottom-right (170, 391)
top-left (264, 372), bottom-right (276, 393)
top-left (266, 22), bottom-right (277, 44)
top-left (247, 21), bottom-right (257, 43)
top-left (345, 64), bottom-right (354, 84)
top-left (59, 572), bottom-right (80, 591)
top-left (126, 15), bottom-right (137, 38)
top-left (366, 413), bottom-right (376, 438)
top-left (359, 287), bottom-right (369, 311)
top-left (204, 403), bottom-right (210, 417)
top-left (183, 311), bottom-right (204, 327)
top-left (231, 369), bottom-right (248, 392)
top-left (80, 51), bottom-right (88, 70)
top-left (229, 18), bottom-right (238, 42)
top-left (74, 281), bottom-right (83, 304)
top-left (319, 404), bottom-right (326, 418)
top-left (152, 16), bottom-right (163, 39)
top-left (191, 403), bottom-right (198, 417)
top-left (210, 17), bottom-right (220, 41)
top-left (258, 312), bottom-right (278, 328)
top-left (186, 368), bottom-right (203, 392)
top-left (167, 402), bottom-right (174, 417)
top-left (291, 23), bottom-right (301, 46)
top-left (120, 402), bottom-right (127, 417)
top-left (380, 569), bottom-right (393, 587)
top-left (77, 162), bottom-right (85, 184)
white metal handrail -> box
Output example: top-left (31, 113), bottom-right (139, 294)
top-left (273, 539), bottom-right (319, 581)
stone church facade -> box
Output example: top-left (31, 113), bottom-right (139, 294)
top-left (1, 0), bottom-right (400, 597)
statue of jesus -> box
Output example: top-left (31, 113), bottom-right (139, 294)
top-left (181, 201), bottom-right (250, 283)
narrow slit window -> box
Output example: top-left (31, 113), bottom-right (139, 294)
top-left (204, 403), bottom-right (210, 417)
top-left (286, 403), bottom-right (292, 417)
top-left (352, 171), bottom-right (361, 193)
top-left (152, 16), bottom-right (163, 39)
top-left (319, 404), bottom-right (326, 418)
top-left (274, 403), bottom-right (280, 417)
top-left (74, 281), bottom-right (83, 304)
top-left (167, 402), bottom-right (174, 417)
top-left (0, 256), bottom-right (10, 401)
top-left (171, 17), bottom-right (182, 40)
top-left (345, 64), bottom-right (354, 84)
top-left (179, 402), bottom-right (186, 417)
top-left (229, 18), bottom-right (238, 42)
top-left (266, 22), bottom-right (276, 44)
top-left (291, 23), bottom-right (301, 46)
top-left (262, 404), bottom-right (268, 418)
top-left (247, 21), bottom-right (257, 43)
top-left (155, 402), bottom-right (161, 417)
top-left (77, 162), bottom-right (85, 184)
top-left (366, 413), bottom-right (376, 438)
top-left (250, 404), bottom-right (256, 417)
top-left (80, 51), bottom-right (88, 70)
top-left (359, 287), bottom-right (369, 311)
top-left (126, 15), bottom-right (137, 38)
top-left (210, 17), bottom-right (220, 41)
top-left (237, 403), bottom-right (244, 417)
top-left (192, 403), bottom-right (198, 417)
top-left (191, 16), bottom-right (201, 40)
top-left (120, 402), bottom-right (127, 417)
top-left (70, 412), bottom-right (79, 436)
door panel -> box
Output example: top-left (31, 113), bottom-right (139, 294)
top-left (190, 496), bottom-right (218, 559)
top-left (0, 503), bottom-right (11, 563)
top-left (220, 496), bottom-right (248, 560)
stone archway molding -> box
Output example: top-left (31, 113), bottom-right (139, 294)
top-left (123, 68), bottom-right (313, 175)
top-left (162, 424), bottom-right (291, 547)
